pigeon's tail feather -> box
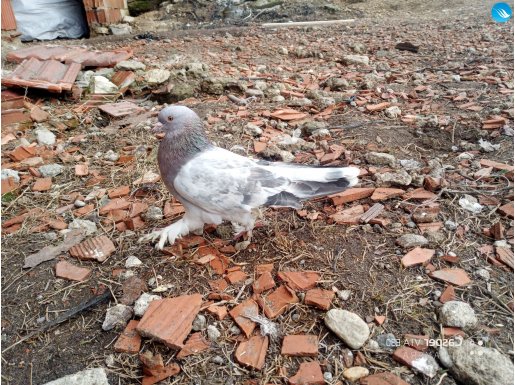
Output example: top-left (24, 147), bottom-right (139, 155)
top-left (265, 191), bottom-right (303, 209)
top-left (287, 175), bottom-right (354, 200)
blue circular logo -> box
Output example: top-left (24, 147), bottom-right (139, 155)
top-left (491, 2), bottom-right (512, 22)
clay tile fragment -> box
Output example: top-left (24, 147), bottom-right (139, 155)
top-left (258, 285), bottom-right (299, 319)
top-left (429, 268), bottom-right (471, 286)
top-left (253, 271), bottom-right (276, 294)
top-left (114, 320), bottom-right (141, 354)
top-left (439, 285), bottom-right (456, 303)
top-left (140, 351), bottom-right (181, 385)
top-left (99, 198), bottom-right (131, 214)
top-left (206, 304), bottom-right (228, 320)
top-left (55, 260), bottom-right (91, 281)
top-left (403, 334), bottom-right (429, 352)
top-left (277, 271), bottom-right (320, 291)
top-left (392, 346), bottom-right (439, 378)
top-left (402, 188), bottom-right (437, 201)
top-left (329, 187), bottom-right (375, 205)
top-left (304, 288), bottom-right (335, 310)
top-left (32, 177), bottom-right (52, 192)
top-left (281, 335), bottom-right (319, 357)
top-left (256, 263), bottom-right (274, 275)
top-left (401, 247), bottom-right (435, 267)
top-left (498, 202), bottom-right (514, 219)
top-left (108, 185), bottom-right (130, 198)
top-left (359, 372), bottom-right (410, 385)
top-left (229, 299), bottom-right (259, 338)
top-left (288, 361), bottom-right (325, 385)
top-left (69, 235), bottom-right (116, 262)
top-left (371, 188), bottom-right (405, 201)
top-left (75, 164), bottom-right (89, 176)
top-left (225, 267), bottom-right (248, 284)
top-left (136, 294), bottom-right (203, 349)
top-left (176, 332), bottom-right (210, 359)
top-left (208, 278), bottom-right (229, 292)
top-left (235, 335), bottom-right (269, 370)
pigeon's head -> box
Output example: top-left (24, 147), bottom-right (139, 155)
top-left (152, 105), bottom-right (201, 138)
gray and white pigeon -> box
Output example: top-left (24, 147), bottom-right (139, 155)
top-left (139, 105), bottom-right (359, 249)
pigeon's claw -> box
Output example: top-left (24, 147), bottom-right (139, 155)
top-left (138, 230), bottom-right (162, 244)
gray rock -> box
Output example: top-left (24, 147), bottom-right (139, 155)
top-left (192, 314), bottom-right (207, 331)
top-left (324, 309), bottom-right (370, 349)
top-left (39, 164), bottom-right (64, 177)
top-left (69, 219), bottom-right (97, 236)
top-left (103, 150), bottom-right (119, 162)
top-left (245, 88), bottom-right (264, 98)
top-left (125, 255), bottom-right (142, 268)
top-left (278, 47), bottom-right (288, 55)
top-left (343, 55), bottom-right (370, 66)
top-left (324, 77), bottom-right (349, 91)
top-left (445, 339), bottom-right (514, 385)
top-left (244, 123), bottom-right (263, 136)
top-left (92, 26), bottom-right (109, 35)
top-left (350, 42), bottom-right (366, 53)
top-left (366, 339), bottom-right (380, 350)
top-left (375, 169), bottom-right (412, 186)
top-left (1, 169), bottom-right (20, 183)
top-left (385, 106), bottom-right (401, 118)
top-left (362, 73), bottom-right (383, 89)
top-left (300, 121), bottom-right (328, 136)
top-left (143, 206), bottom-right (163, 221)
top-left (102, 304), bottom-right (133, 331)
top-left (407, 351), bottom-right (440, 378)
top-left (376, 333), bottom-right (398, 351)
top-left (184, 62), bottom-right (209, 78)
top-left (399, 159), bottom-right (421, 170)
top-left (109, 23), bottom-right (132, 35)
top-left (440, 301), bottom-right (478, 329)
top-left (207, 325), bottom-right (221, 342)
top-left (366, 152), bottom-right (397, 167)
top-left (116, 60), bottom-right (146, 71)
top-left (35, 127), bottom-right (56, 146)
top-left (134, 293), bottom-right (161, 317)
top-left (42, 368), bottom-right (109, 385)
top-left (396, 234), bottom-right (429, 248)
top-left (167, 82), bottom-right (196, 102)
top-left (445, 220), bottom-right (458, 230)
top-left (439, 346), bottom-right (453, 368)
top-left (230, 325), bottom-right (241, 335)
top-left (90, 76), bottom-right (118, 94)
top-left (122, 15), bottom-right (135, 24)
top-left (337, 289), bottom-right (352, 301)
top-left (212, 355), bottom-right (224, 365)
top-left (145, 69), bottom-right (170, 85)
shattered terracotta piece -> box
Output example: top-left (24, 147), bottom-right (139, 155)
top-left (55, 260), bottom-right (91, 281)
top-left (136, 294), bottom-right (203, 349)
top-left (256, 263), bottom-right (274, 275)
top-left (229, 299), bottom-right (259, 338)
top-left (206, 304), bottom-right (228, 320)
top-left (69, 235), bottom-right (116, 262)
top-left (374, 315), bottom-right (386, 325)
top-left (371, 187), bottom-right (405, 201)
top-left (140, 351), bottom-right (181, 385)
top-left (225, 267), bottom-right (248, 284)
top-left (330, 205), bottom-right (365, 224)
top-left (32, 177), bottom-right (52, 192)
top-left (498, 202), bottom-right (514, 218)
top-left (418, 222), bottom-right (443, 233)
top-left (29, 105), bottom-right (49, 122)
top-left (429, 268), bottom-right (471, 286)
top-left (108, 185), bottom-right (130, 198)
top-left (402, 188), bottom-right (437, 201)
top-left (277, 271), bottom-right (320, 291)
top-left (252, 271), bottom-right (276, 294)
top-left (439, 286), bottom-right (456, 303)
top-left (258, 285), bottom-right (299, 319)
top-left (329, 187), bottom-right (375, 205)
top-left (401, 247), bottom-right (435, 267)
top-left (235, 335), bottom-right (269, 370)
top-left (1, 177), bottom-right (19, 194)
top-left (288, 361), bottom-right (325, 385)
top-left (442, 327), bottom-right (466, 338)
top-left (75, 164), bottom-right (89, 176)
top-left (496, 247), bottom-right (514, 269)
top-left (99, 101), bottom-right (144, 117)
top-left (114, 320), bottom-right (141, 354)
top-left (176, 332), bottom-right (210, 359)
top-left (304, 288), bottom-right (335, 310)
top-left (392, 346), bottom-right (439, 378)
top-left (403, 334), bottom-right (429, 352)
top-left (120, 276), bottom-right (148, 306)
top-left (99, 198), bottom-right (131, 214)
top-left (281, 335), bottom-right (319, 356)
top-left (208, 278), bottom-right (229, 292)
top-left (359, 372), bottom-right (410, 385)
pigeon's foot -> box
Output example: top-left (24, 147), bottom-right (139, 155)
top-left (139, 219), bottom-right (190, 250)
top-left (232, 229), bottom-right (253, 241)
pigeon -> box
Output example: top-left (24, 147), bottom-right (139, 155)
top-left (139, 105), bottom-right (360, 250)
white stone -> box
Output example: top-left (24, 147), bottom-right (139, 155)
top-left (109, 24), bottom-right (132, 35)
top-left (69, 219), bottom-right (97, 236)
top-left (1, 169), bottom-right (19, 183)
top-left (115, 60), bottom-right (146, 71)
top-left (134, 293), bottom-right (162, 317)
top-left (324, 309), bottom-right (370, 349)
top-left (343, 55), bottom-right (369, 66)
top-left (125, 255), bottom-right (142, 268)
top-left (102, 304), bottom-right (133, 331)
top-left (366, 152), bottom-right (397, 167)
top-left (396, 234), bottom-right (429, 248)
top-left (42, 368), bottom-right (109, 385)
top-left (385, 106), bottom-right (401, 118)
top-left (122, 15), bottom-right (135, 24)
top-left (192, 314), bottom-right (207, 331)
top-left (343, 367), bottom-right (369, 382)
top-left (90, 76), bottom-right (118, 94)
top-left (145, 69), bottom-right (171, 85)
top-left (35, 127), bottom-right (56, 146)
top-left (39, 164), bottom-right (64, 177)
top-left (207, 325), bottom-right (221, 342)
top-left (459, 194), bottom-right (483, 213)
top-left (440, 301), bottom-right (478, 329)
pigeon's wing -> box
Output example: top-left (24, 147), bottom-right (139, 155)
top-left (173, 147), bottom-right (294, 214)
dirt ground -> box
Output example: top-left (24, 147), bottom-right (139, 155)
top-left (1, 1), bottom-right (514, 384)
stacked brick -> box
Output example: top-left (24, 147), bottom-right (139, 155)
top-left (83, 0), bottom-right (129, 25)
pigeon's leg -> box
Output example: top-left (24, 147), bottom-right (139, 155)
top-left (139, 213), bottom-right (205, 250)
top-left (231, 213), bottom-right (256, 241)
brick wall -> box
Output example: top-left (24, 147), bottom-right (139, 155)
top-left (83, 0), bottom-right (128, 25)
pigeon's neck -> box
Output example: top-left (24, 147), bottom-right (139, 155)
top-left (158, 121), bottom-right (212, 187)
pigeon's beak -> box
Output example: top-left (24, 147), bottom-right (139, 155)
top-left (152, 122), bottom-right (165, 139)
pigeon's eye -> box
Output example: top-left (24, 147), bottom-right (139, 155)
top-left (167, 115), bottom-right (173, 122)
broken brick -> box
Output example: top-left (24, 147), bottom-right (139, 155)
top-left (366, 102), bottom-right (390, 112)
top-left (258, 285), bottom-right (299, 319)
top-left (277, 271), bottom-right (320, 291)
top-left (288, 361), bottom-right (325, 385)
top-left (442, 327), bottom-right (466, 338)
top-left (55, 260), bottom-right (91, 281)
top-left (254, 140), bottom-right (267, 153)
top-left (423, 176), bottom-right (442, 192)
top-left (136, 294), bottom-right (203, 349)
top-left (403, 334), bottom-right (429, 352)
top-left (114, 320), bottom-right (141, 354)
top-left (252, 271), bottom-right (276, 294)
top-left (392, 346), bottom-right (438, 378)
top-left (75, 164), bottom-right (89, 176)
top-left (229, 299), bottom-right (259, 338)
top-left (176, 332), bottom-right (210, 359)
top-left (120, 276), bottom-right (147, 306)
top-left (371, 187), bottom-right (405, 201)
top-left (1, 177), bottom-right (19, 194)
top-left (256, 263), bottom-right (274, 275)
top-left (402, 188), bottom-right (437, 201)
top-left (359, 372), bottom-right (410, 385)
top-left (235, 335), bottom-right (269, 370)
top-left (208, 278), bottom-right (229, 292)
top-left (140, 351), bottom-right (181, 385)
top-left (490, 222), bottom-right (505, 240)
top-left (417, 222), bottom-right (443, 233)
top-left (225, 268), bottom-right (248, 284)
top-left (129, 202), bottom-right (148, 218)
top-left (99, 198), bottom-right (131, 214)
top-left (441, 255), bottom-right (460, 264)
top-left (281, 335), bottom-right (319, 357)
top-left (429, 268), bottom-right (471, 286)
top-left (439, 285), bottom-right (456, 303)
top-left (32, 177), bottom-right (52, 192)
top-left (329, 205), bottom-right (365, 224)
top-left (29, 105), bottom-right (49, 123)
top-left (329, 188), bottom-right (375, 205)
top-left (99, 101), bottom-right (143, 117)
top-left (206, 304), bottom-right (228, 320)
top-left (108, 185), bottom-right (130, 198)
top-left (374, 315), bottom-right (386, 325)
top-left (496, 247), bottom-right (514, 269)
top-left (401, 247), bottom-right (435, 267)
top-left (69, 235), bottom-right (116, 262)
top-left (498, 202), bottom-right (514, 219)
top-left (304, 288), bottom-right (335, 310)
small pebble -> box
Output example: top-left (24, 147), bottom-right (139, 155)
top-left (212, 355), bottom-right (224, 365)
top-left (323, 372), bottom-right (333, 381)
